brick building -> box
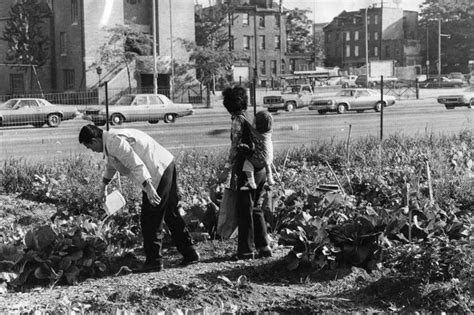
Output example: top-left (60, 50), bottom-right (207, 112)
top-left (324, 6), bottom-right (422, 71)
top-left (0, 0), bottom-right (194, 95)
top-left (200, 0), bottom-right (317, 88)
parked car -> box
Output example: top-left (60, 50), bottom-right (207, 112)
top-left (437, 85), bottom-right (474, 109)
top-left (355, 75), bottom-right (399, 88)
top-left (308, 88), bottom-right (396, 114)
top-left (322, 75), bottom-right (358, 88)
top-left (0, 98), bottom-right (79, 128)
top-left (83, 94), bottom-right (194, 126)
top-left (447, 72), bottom-right (468, 85)
top-left (420, 77), bottom-right (466, 88)
top-left (262, 84), bottom-right (314, 112)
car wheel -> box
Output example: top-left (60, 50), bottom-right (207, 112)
top-left (342, 82), bottom-right (349, 88)
top-left (33, 122), bottom-right (44, 128)
top-left (47, 114), bottom-right (61, 127)
top-left (164, 113), bottom-right (176, 123)
top-left (110, 113), bottom-right (124, 125)
top-left (285, 102), bottom-right (296, 112)
top-left (469, 98), bottom-right (474, 108)
top-left (337, 104), bottom-right (346, 114)
top-left (374, 102), bottom-right (383, 112)
top-left (317, 110), bottom-right (326, 115)
top-left (148, 120), bottom-right (159, 124)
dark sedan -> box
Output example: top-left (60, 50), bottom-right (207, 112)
top-left (420, 77), bottom-right (466, 88)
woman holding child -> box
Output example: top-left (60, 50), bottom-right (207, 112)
top-left (221, 86), bottom-right (273, 260)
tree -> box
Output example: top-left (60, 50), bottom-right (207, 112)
top-left (187, 2), bottom-right (240, 103)
top-left (0, 0), bottom-right (50, 67)
top-left (91, 25), bottom-right (153, 91)
top-left (418, 0), bottom-right (474, 74)
top-left (286, 8), bottom-right (313, 53)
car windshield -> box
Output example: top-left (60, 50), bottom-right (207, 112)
top-left (115, 95), bottom-right (134, 105)
top-left (0, 99), bottom-right (17, 109)
top-left (282, 86), bottom-right (300, 94)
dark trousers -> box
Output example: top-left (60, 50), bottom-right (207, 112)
top-left (234, 165), bottom-right (269, 255)
top-left (141, 161), bottom-right (194, 261)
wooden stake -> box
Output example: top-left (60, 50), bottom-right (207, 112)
top-left (426, 161), bottom-right (434, 205)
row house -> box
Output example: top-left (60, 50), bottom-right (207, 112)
top-left (324, 6), bottom-right (422, 71)
top-left (202, 0), bottom-right (315, 88)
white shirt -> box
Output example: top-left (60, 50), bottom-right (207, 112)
top-left (102, 129), bottom-right (174, 190)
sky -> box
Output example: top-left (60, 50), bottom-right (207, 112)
top-left (196, 0), bottom-right (425, 23)
top-left (283, 0), bottom-right (425, 23)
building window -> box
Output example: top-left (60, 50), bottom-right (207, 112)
top-left (63, 69), bottom-right (75, 90)
top-left (354, 45), bottom-right (359, 57)
top-left (346, 45), bottom-right (351, 57)
top-left (60, 32), bottom-right (67, 55)
top-left (281, 61), bottom-right (285, 74)
top-left (127, 0), bottom-right (137, 3)
top-left (259, 15), bottom-right (265, 27)
top-left (289, 59), bottom-right (295, 72)
top-left (346, 32), bottom-right (350, 41)
top-left (299, 64), bottom-right (308, 71)
top-left (355, 31), bottom-right (359, 41)
top-left (386, 45), bottom-right (390, 57)
top-left (71, 0), bottom-right (79, 24)
top-left (374, 46), bottom-right (378, 57)
top-left (336, 33), bottom-right (339, 41)
top-left (271, 60), bottom-right (277, 75)
top-left (274, 35), bottom-right (280, 49)
top-left (367, 15), bottom-right (371, 25)
top-left (353, 17), bottom-right (357, 24)
top-left (259, 60), bottom-right (266, 75)
top-left (242, 13), bottom-right (249, 25)
top-left (243, 36), bottom-right (250, 50)
top-left (374, 32), bottom-right (378, 40)
top-left (275, 14), bottom-right (280, 28)
top-left (367, 32), bottom-right (370, 40)
top-left (374, 15), bottom-right (378, 24)
top-left (10, 73), bottom-right (24, 94)
top-left (259, 35), bottom-right (265, 50)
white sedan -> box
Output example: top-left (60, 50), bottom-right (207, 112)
top-left (437, 86), bottom-right (474, 109)
top-left (309, 88), bottom-right (396, 114)
top-left (83, 93), bottom-right (194, 126)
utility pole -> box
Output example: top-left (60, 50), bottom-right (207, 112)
top-left (252, 6), bottom-right (258, 116)
top-left (169, 0), bottom-right (174, 100)
top-left (152, 0), bottom-right (158, 94)
top-left (438, 18), bottom-right (441, 76)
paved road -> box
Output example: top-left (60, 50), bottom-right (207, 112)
top-left (0, 97), bottom-right (472, 161)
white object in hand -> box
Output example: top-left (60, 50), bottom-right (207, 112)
top-left (104, 190), bottom-right (126, 215)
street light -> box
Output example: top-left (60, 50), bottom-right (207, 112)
top-left (96, 66), bottom-right (102, 86)
top-left (365, 7), bottom-right (369, 88)
top-left (437, 18), bottom-right (451, 77)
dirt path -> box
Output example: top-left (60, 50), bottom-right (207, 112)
top-left (0, 240), bottom-right (381, 313)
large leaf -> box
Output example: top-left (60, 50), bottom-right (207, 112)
top-left (24, 225), bottom-right (56, 251)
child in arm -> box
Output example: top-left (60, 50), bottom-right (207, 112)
top-left (241, 111), bottom-right (274, 190)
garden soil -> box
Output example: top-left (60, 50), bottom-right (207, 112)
top-left (0, 195), bottom-right (427, 313)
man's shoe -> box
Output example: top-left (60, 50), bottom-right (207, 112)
top-left (231, 252), bottom-right (255, 261)
top-left (133, 260), bottom-right (163, 273)
top-left (179, 250), bottom-right (200, 266)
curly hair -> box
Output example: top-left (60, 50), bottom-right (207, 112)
top-left (222, 86), bottom-right (248, 114)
